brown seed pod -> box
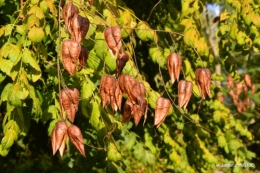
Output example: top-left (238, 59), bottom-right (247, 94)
top-left (236, 83), bottom-right (243, 95)
top-left (100, 75), bottom-right (119, 111)
top-left (195, 68), bottom-right (211, 99)
top-left (229, 90), bottom-right (238, 105)
top-left (115, 82), bottom-right (122, 111)
top-left (132, 104), bottom-right (143, 126)
top-left (62, 2), bottom-right (79, 33)
top-left (237, 101), bottom-right (246, 113)
top-left (116, 52), bottom-right (129, 78)
top-left (119, 74), bottom-right (137, 100)
top-left (104, 26), bottom-right (122, 55)
top-left (251, 84), bottom-right (256, 94)
top-left (243, 84), bottom-right (248, 95)
top-left (178, 80), bottom-right (193, 109)
top-left (51, 120), bottom-right (68, 156)
top-left (245, 97), bottom-right (251, 107)
top-left (154, 97), bottom-right (171, 128)
top-left (244, 74), bottom-right (252, 87)
top-left (68, 125), bottom-right (85, 157)
top-left (62, 40), bottom-right (81, 76)
top-left (88, 0), bottom-right (93, 6)
top-left (78, 46), bottom-right (88, 72)
top-left (60, 88), bottom-right (80, 123)
top-left (123, 99), bottom-right (133, 123)
top-left (71, 14), bottom-right (90, 42)
top-left (226, 75), bottom-right (234, 89)
top-left (167, 52), bottom-right (182, 84)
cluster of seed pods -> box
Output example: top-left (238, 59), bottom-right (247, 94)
top-left (226, 74), bottom-right (255, 113)
top-left (61, 2), bottom-right (90, 76)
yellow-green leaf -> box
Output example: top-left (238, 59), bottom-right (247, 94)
top-left (28, 26), bottom-right (45, 43)
top-left (135, 21), bottom-right (157, 42)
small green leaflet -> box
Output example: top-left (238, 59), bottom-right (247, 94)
top-left (135, 21), bottom-right (157, 42)
top-left (1, 129), bottom-right (18, 150)
top-left (107, 142), bottom-right (122, 162)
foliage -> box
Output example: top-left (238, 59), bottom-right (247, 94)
top-left (0, 0), bottom-right (259, 172)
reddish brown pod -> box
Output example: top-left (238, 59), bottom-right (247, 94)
top-left (100, 75), bottom-right (121, 111)
top-left (62, 2), bottom-right (79, 33)
top-left (123, 99), bottom-right (133, 123)
top-left (71, 15), bottom-right (90, 42)
top-left (78, 46), bottom-right (88, 72)
top-left (68, 125), bottom-right (85, 157)
top-left (119, 74), bottom-right (137, 100)
top-left (116, 52), bottom-right (129, 78)
top-left (229, 90), bottom-right (238, 105)
top-left (226, 75), bottom-right (234, 89)
top-left (60, 88), bottom-right (80, 123)
top-left (244, 74), bottom-right (252, 87)
top-left (236, 83), bottom-right (244, 95)
top-left (195, 68), bottom-right (211, 99)
top-left (251, 84), bottom-right (256, 94)
top-left (104, 26), bottom-right (122, 55)
top-left (88, 0), bottom-right (93, 6)
top-left (51, 120), bottom-right (68, 156)
top-left (237, 101), bottom-right (246, 113)
top-left (178, 80), bottom-right (193, 109)
top-left (167, 52), bottom-right (182, 84)
top-left (154, 97), bottom-right (171, 128)
top-left (62, 40), bottom-right (81, 76)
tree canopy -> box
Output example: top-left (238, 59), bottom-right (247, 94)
top-left (0, 0), bottom-right (259, 172)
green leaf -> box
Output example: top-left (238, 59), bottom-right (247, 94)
top-left (28, 26), bottom-right (45, 43)
top-left (135, 21), bottom-right (157, 42)
top-left (3, 120), bottom-right (20, 135)
top-left (1, 83), bottom-right (13, 103)
top-left (4, 24), bottom-right (13, 36)
top-left (28, 5), bottom-right (45, 20)
top-left (8, 83), bottom-right (28, 107)
top-left (133, 143), bottom-right (145, 161)
top-left (94, 32), bottom-right (107, 60)
top-left (81, 77), bottom-right (96, 99)
top-left (147, 90), bottom-right (160, 109)
top-left (1, 129), bottom-right (18, 150)
top-left (16, 25), bottom-right (27, 35)
top-left (105, 52), bottom-right (116, 72)
top-left (22, 49), bottom-right (41, 71)
top-left (90, 100), bottom-right (101, 130)
top-left (47, 119), bottom-right (59, 136)
top-left (124, 132), bottom-right (136, 150)
top-left (0, 145), bottom-right (10, 157)
top-left (42, 105), bottom-right (58, 123)
top-left (142, 150), bottom-right (156, 165)
top-left (107, 142), bottom-right (121, 162)
top-left (87, 49), bottom-right (101, 71)
top-left (0, 59), bottom-right (13, 76)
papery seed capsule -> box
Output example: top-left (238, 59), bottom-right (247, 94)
top-left (244, 74), bottom-right (252, 87)
top-left (116, 52), bottom-right (129, 78)
top-left (154, 97), bottom-right (171, 128)
top-left (178, 80), bottom-right (193, 109)
top-left (51, 120), bottom-right (68, 156)
top-left (104, 26), bottom-right (122, 55)
top-left (167, 52), bottom-right (182, 84)
top-left (60, 88), bottom-right (80, 123)
top-left (195, 68), bottom-right (211, 99)
top-left (226, 75), bottom-right (234, 89)
top-left (68, 125), bottom-right (85, 157)
top-left (62, 2), bottom-right (79, 33)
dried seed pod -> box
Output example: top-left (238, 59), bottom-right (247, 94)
top-left (237, 101), bottom-right (246, 113)
top-left (236, 83), bottom-right (243, 95)
top-left (71, 15), bottom-right (90, 42)
top-left (100, 75), bottom-right (119, 111)
top-left (226, 75), bottom-right (234, 89)
top-left (88, 0), bottom-right (93, 6)
top-left (229, 90), bottom-right (238, 105)
top-left (167, 52), bottom-right (182, 84)
top-left (178, 80), bottom-right (193, 109)
top-left (216, 92), bottom-right (224, 103)
top-left (245, 97), bottom-right (251, 107)
top-left (68, 125), bottom-right (85, 157)
top-left (104, 26), bottom-right (122, 55)
top-left (243, 84), bottom-right (248, 95)
top-left (51, 120), bottom-right (68, 156)
top-left (62, 40), bottom-right (81, 76)
top-left (78, 46), bottom-right (88, 72)
top-left (154, 97), bottom-right (171, 128)
top-left (116, 52), bottom-right (129, 78)
top-left (115, 82), bottom-right (122, 111)
top-left (244, 74), bottom-right (252, 87)
top-left (60, 88), bottom-right (80, 123)
top-left (251, 84), bottom-right (256, 94)
top-left (119, 74), bottom-right (137, 100)
top-left (132, 104), bottom-right (143, 126)
top-left (62, 2), bottom-right (79, 33)
top-left (123, 99), bottom-right (133, 123)
top-left (195, 68), bottom-right (211, 99)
